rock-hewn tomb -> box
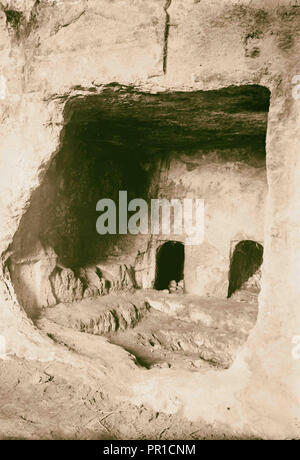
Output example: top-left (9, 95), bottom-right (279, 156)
top-left (0, 0), bottom-right (300, 440)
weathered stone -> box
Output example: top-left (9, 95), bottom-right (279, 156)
top-left (79, 266), bottom-right (104, 295)
top-left (42, 294), bottom-right (149, 335)
top-left (177, 280), bottom-right (184, 293)
top-left (50, 268), bottom-right (84, 304)
top-left (168, 280), bottom-right (177, 294)
top-left (83, 285), bottom-right (99, 299)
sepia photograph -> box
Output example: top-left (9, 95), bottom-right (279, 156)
top-left (0, 0), bottom-right (299, 445)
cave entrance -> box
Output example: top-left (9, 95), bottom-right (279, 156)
top-left (6, 84), bottom-right (269, 372)
top-left (8, 84), bottom-right (269, 321)
top-left (228, 240), bottom-right (263, 298)
top-left (154, 241), bottom-right (184, 291)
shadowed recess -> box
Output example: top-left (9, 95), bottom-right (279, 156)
top-left (65, 84), bottom-right (270, 164)
top-left (228, 240), bottom-right (263, 298)
top-left (155, 241), bottom-right (184, 290)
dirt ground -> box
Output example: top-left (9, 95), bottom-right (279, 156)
top-left (0, 358), bottom-right (261, 440)
top-left (0, 291), bottom-right (259, 440)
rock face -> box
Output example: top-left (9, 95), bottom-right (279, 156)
top-left (49, 263), bottom-right (137, 307)
top-left (50, 268), bottom-right (84, 304)
top-left (0, 0), bottom-right (299, 439)
top-left (8, 244), bottom-right (58, 317)
top-left (42, 294), bottom-right (150, 336)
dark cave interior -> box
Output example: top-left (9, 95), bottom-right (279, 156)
top-left (154, 241), bottom-right (185, 290)
top-left (228, 240), bottom-right (264, 298)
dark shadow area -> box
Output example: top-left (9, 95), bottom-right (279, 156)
top-left (228, 240), bottom-right (263, 298)
top-left (155, 241), bottom-right (184, 290)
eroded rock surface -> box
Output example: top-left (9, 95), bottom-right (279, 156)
top-left (40, 291), bottom-right (257, 370)
top-left (42, 294), bottom-right (150, 335)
